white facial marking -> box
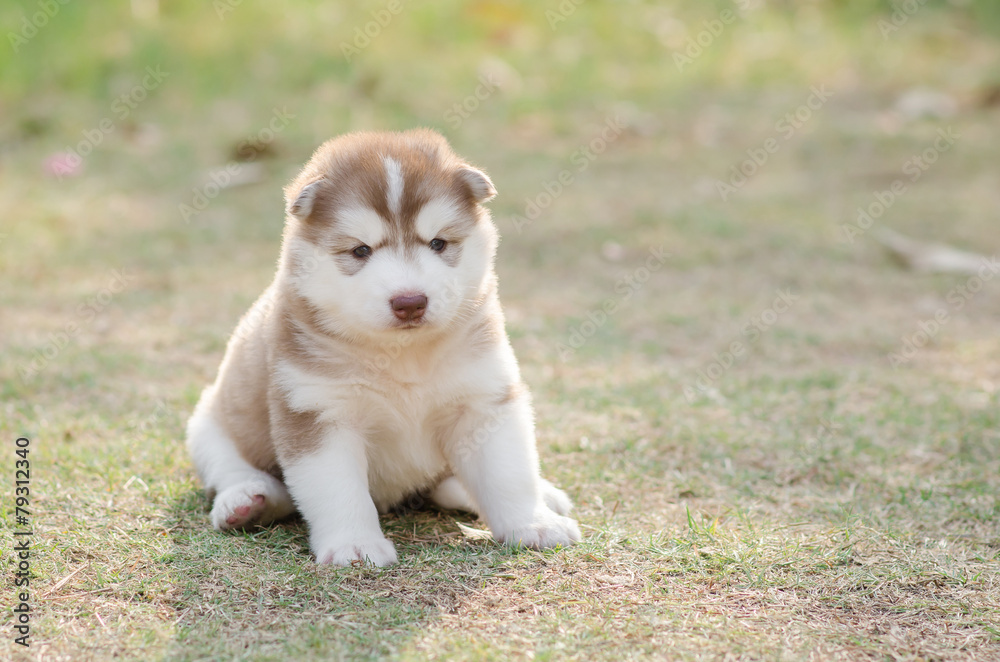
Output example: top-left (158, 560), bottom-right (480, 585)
top-left (337, 204), bottom-right (386, 247)
top-left (288, 236), bottom-right (343, 301)
top-left (384, 157), bottom-right (404, 218)
top-left (414, 196), bottom-right (464, 241)
top-left (286, 190), bottom-right (496, 336)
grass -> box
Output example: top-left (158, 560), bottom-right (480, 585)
top-left (2, 0), bottom-right (1000, 660)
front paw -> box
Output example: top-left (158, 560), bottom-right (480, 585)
top-left (496, 508), bottom-right (581, 550)
top-left (312, 534), bottom-right (398, 567)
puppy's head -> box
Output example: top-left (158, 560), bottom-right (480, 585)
top-left (281, 129), bottom-right (498, 340)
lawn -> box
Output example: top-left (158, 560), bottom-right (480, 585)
top-left (2, 1), bottom-right (999, 660)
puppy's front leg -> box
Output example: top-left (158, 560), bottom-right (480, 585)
top-left (449, 398), bottom-right (580, 549)
top-left (281, 427), bottom-right (397, 567)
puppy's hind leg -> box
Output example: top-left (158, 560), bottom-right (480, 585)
top-left (429, 475), bottom-right (479, 514)
top-left (430, 474), bottom-right (571, 517)
top-left (186, 391), bottom-right (295, 530)
top-left (540, 478), bottom-right (573, 516)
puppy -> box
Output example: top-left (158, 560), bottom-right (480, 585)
top-left (186, 129), bottom-right (580, 566)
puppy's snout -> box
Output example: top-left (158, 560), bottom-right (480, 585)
top-left (390, 294), bottom-right (428, 321)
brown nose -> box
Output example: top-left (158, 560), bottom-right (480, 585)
top-left (390, 294), bottom-right (428, 321)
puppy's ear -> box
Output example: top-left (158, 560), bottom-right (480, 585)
top-left (457, 166), bottom-right (497, 203)
top-left (285, 177), bottom-right (325, 221)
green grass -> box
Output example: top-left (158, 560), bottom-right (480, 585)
top-left (3, 0), bottom-right (1000, 660)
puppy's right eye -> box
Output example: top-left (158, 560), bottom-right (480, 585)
top-left (352, 245), bottom-right (372, 259)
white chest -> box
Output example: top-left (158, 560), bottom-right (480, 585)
top-left (359, 383), bottom-right (453, 510)
top-left (277, 357), bottom-right (464, 510)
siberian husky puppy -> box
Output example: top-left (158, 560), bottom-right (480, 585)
top-left (186, 129), bottom-right (580, 566)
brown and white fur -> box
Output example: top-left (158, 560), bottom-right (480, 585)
top-left (185, 129), bottom-right (580, 566)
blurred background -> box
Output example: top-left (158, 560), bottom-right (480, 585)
top-left (2, 2), bottom-right (1000, 658)
top-left (4, 0), bottom-right (999, 420)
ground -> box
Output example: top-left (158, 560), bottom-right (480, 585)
top-left (1, 1), bottom-right (999, 660)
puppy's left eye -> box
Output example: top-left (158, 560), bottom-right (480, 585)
top-left (429, 238), bottom-right (447, 252)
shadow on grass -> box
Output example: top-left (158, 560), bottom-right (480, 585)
top-left (161, 488), bottom-right (515, 660)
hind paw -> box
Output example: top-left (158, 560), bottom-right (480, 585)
top-left (212, 486), bottom-right (269, 530)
